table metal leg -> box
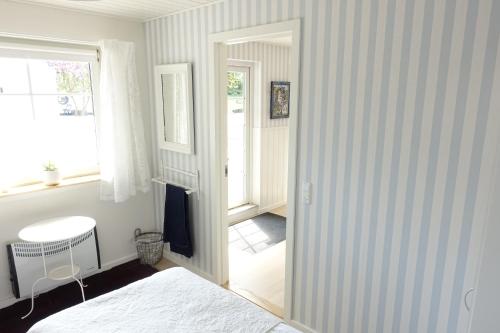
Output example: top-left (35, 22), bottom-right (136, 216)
top-left (79, 271), bottom-right (88, 288)
top-left (22, 243), bottom-right (48, 319)
top-left (22, 239), bottom-right (88, 319)
top-left (69, 239), bottom-right (86, 302)
top-left (21, 276), bottom-right (47, 319)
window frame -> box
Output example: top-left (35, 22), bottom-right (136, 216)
top-left (0, 42), bottom-right (101, 191)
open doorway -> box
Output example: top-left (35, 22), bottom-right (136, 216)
top-left (226, 42), bottom-right (290, 315)
top-left (209, 19), bottom-right (300, 321)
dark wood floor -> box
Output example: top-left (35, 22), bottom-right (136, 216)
top-left (0, 260), bottom-right (158, 333)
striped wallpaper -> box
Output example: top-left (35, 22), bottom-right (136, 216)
top-left (145, 0), bottom-right (500, 332)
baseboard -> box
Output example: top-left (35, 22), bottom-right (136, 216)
top-left (287, 320), bottom-right (317, 333)
top-left (228, 205), bottom-right (259, 225)
top-left (162, 249), bottom-right (216, 283)
top-left (258, 201), bottom-right (287, 215)
top-left (0, 253), bottom-right (138, 310)
top-left (227, 202), bottom-right (286, 226)
top-left (99, 253), bottom-right (138, 272)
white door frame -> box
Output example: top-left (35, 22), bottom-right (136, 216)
top-left (208, 19), bottom-right (301, 322)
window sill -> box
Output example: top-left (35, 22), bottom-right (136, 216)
top-left (0, 174), bottom-right (101, 199)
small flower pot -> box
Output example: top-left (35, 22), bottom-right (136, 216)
top-left (43, 170), bottom-right (61, 186)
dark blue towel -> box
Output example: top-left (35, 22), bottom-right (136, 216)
top-left (163, 184), bottom-right (193, 258)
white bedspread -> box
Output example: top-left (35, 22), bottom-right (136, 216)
top-left (28, 267), bottom-right (298, 333)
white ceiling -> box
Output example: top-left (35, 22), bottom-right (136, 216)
top-left (8, 0), bottom-right (222, 21)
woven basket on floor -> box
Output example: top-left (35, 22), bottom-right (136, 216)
top-left (134, 228), bottom-right (164, 265)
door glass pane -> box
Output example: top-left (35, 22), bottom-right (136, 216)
top-left (227, 69), bottom-right (248, 209)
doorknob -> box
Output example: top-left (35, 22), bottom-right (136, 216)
top-left (464, 288), bottom-right (474, 312)
top-left (225, 165), bottom-right (228, 177)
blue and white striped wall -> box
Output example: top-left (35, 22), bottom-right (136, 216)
top-left (145, 0), bottom-right (500, 332)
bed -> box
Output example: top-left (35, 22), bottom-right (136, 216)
top-left (28, 267), bottom-right (300, 333)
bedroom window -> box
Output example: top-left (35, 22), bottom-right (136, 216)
top-left (0, 46), bottom-right (99, 191)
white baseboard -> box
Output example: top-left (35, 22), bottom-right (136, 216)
top-left (227, 202), bottom-right (286, 226)
top-left (228, 205), bottom-right (259, 225)
top-left (0, 253), bottom-right (139, 310)
top-left (287, 320), bottom-right (317, 333)
top-left (99, 253), bottom-right (138, 272)
top-left (162, 249), bottom-right (216, 283)
top-left (258, 201), bottom-right (287, 215)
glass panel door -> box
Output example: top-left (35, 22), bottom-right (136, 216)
top-left (227, 66), bottom-right (250, 209)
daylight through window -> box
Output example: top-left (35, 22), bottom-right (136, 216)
top-left (0, 52), bottom-right (98, 189)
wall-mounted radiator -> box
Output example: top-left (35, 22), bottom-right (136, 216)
top-left (6, 227), bottom-right (101, 298)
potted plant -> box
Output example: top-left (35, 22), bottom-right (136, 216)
top-left (42, 161), bottom-right (61, 186)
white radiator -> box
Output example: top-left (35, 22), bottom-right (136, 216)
top-left (6, 227), bottom-right (101, 298)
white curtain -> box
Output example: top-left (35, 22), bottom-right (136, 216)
top-left (97, 40), bottom-right (151, 203)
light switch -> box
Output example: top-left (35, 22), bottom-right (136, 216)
top-left (303, 181), bottom-right (312, 205)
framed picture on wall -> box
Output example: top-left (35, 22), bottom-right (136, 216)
top-left (270, 81), bottom-right (290, 119)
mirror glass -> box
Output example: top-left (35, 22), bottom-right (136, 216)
top-left (155, 63), bottom-right (194, 154)
top-left (161, 72), bottom-right (188, 145)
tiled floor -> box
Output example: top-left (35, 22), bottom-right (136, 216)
top-left (228, 213), bottom-right (286, 254)
top-left (229, 221), bottom-right (272, 253)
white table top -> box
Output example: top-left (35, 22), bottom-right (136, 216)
top-left (18, 216), bottom-right (96, 243)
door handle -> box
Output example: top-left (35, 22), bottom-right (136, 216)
top-left (464, 288), bottom-right (474, 312)
top-left (225, 165), bottom-right (228, 177)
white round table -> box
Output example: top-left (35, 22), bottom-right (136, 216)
top-left (18, 216), bottom-right (96, 319)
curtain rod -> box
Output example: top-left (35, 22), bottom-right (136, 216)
top-left (0, 32), bottom-right (99, 50)
top-left (0, 32), bottom-right (100, 61)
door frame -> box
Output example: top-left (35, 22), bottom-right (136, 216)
top-left (208, 19), bottom-right (301, 322)
top-left (227, 62), bottom-right (252, 209)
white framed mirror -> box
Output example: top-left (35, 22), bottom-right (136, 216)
top-left (154, 63), bottom-right (194, 154)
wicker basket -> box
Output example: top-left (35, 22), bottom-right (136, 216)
top-left (134, 228), bottom-right (164, 265)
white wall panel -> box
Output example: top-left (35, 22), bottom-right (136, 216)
top-left (259, 126), bottom-right (288, 210)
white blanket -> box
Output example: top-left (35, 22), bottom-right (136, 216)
top-left (28, 267), bottom-right (294, 333)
